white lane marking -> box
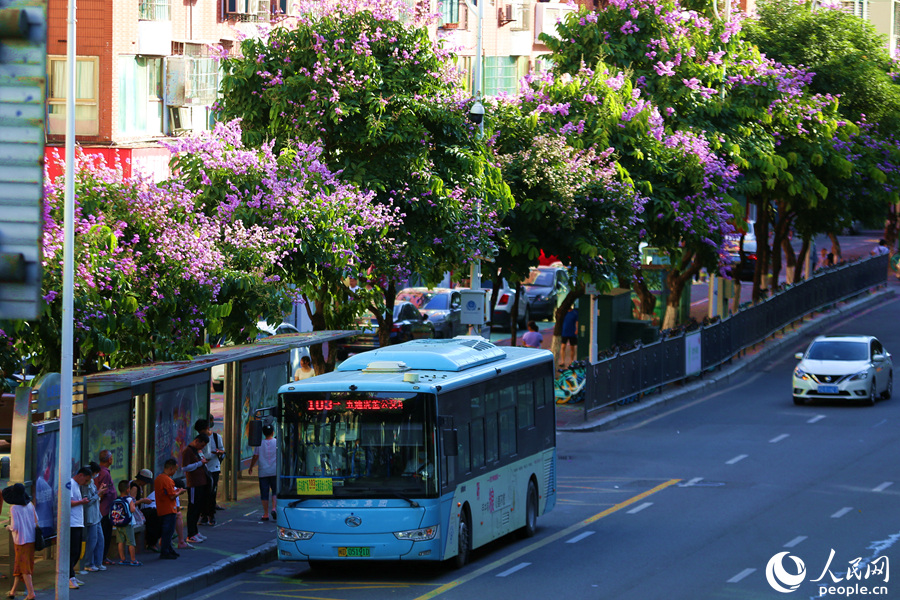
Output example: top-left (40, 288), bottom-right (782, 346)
top-left (727, 568), bottom-right (756, 583)
top-left (496, 562), bottom-right (531, 577)
top-left (627, 502), bottom-right (653, 514)
top-left (679, 477), bottom-right (704, 487)
top-left (831, 507), bottom-right (854, 519)
top-left (784, 536), bottom-right (808, 548)
top-left (726, 454), bottom-right (748, 465)
top-left (769, 434), bottom-right (790, 443)
top-left (808, 415), bottom-right (826, 424)
top-left (873, 482), bottom-right (894, 492)
top-left (565, 531), bottom-right (596, 544)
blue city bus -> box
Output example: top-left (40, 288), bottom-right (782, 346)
top-left (268, 337), bottom-right (557, 567)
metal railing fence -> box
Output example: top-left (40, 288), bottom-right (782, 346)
top-left (583, 254), bottom-right (890, 417)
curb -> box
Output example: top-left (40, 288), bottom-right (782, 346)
top-left (123, 540), bottom-right (277, 600)
top-left (559, 287), bottom-right (896, 433)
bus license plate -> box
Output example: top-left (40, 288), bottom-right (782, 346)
top-left (338, 547), bottom-right (370, 558)
top-left (817, 384), bottom-right (839, 394)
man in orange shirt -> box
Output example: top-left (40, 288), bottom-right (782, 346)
top-left (154, 459), bottom-right (185, 560)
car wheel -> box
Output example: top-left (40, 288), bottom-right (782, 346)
top-left (453, 508), bottom-right (471, 569)
top-left (792, 396), bottom-right (804, 406)
top-left (883, 373), bottom-right (893, 400)
top-left (866, 383), bottom-right (877, 406)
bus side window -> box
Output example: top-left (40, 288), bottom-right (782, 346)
top-left (471, 393), bottom-right (483, 418)
top-left (499, 407), bottom-right (516, 456)
top-left (458, 423), bottom-right (470, 474)
top-left (471, 419), bottom-right (485, 468)
top-left (517, 381), bottom-right (534, 429)
top-left (538, 376), bottom-right (553, 408)
top-left (485, 412), bottom-right (499, 463)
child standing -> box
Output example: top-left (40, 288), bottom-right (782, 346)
top-left (113, 480), bottom-right (141, 566)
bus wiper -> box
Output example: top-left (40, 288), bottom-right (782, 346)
top-left (392, 492), bottom-right (420, 508)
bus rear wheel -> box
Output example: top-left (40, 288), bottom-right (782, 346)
top-left (521, 480), bottom-right (538, 538)
top-left (453, 510), bottom-right (471, 569)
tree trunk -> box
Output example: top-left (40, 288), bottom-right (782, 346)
top-left (307, 304), bottom-right (328, 374)
top-left (781, 235), bottom-right (796, 284)
top-left (632, 272), bottom-right (656, 321)
top-left (752, 200), bottom-right (770, 303)
top-left (376, 281), bottom-right (396, 349)
top-left (509, 283), bottom-right (521, 346)
top-left (884, 203), bottom-right (898, 253)
top-left (829, 232), bottom-right (842, 262)
top-left (794, 237), bottom-right (810, 283)
top-left (662, 251), bottom-right (700, 330)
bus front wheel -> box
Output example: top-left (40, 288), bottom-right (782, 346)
top-left (521, 480), bottom-right (538, 538)
top-left (453, 509), bottom-right (471, 569)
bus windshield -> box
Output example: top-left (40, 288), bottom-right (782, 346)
top-left (277, 391), bottom-right (439, 499)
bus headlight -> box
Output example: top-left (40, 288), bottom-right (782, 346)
top-left (393, 525), bottom-right (438, 541)
top-left (278, 527), bottom-right (314, 542)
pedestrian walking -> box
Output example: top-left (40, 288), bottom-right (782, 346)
top-left (181, 433), bottom-right (210, 544)
top-left (3, 483), bottom-right (37, 599)
top-left (249, 424), bottom-right (278, 522)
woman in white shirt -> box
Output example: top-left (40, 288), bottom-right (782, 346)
top-left (3, 483), bottom-right (37, 599)
top-left (294, 356), bottom-right (316, 381)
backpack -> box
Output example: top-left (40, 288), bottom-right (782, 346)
top-left (110, 497), bottom-right (132, 527)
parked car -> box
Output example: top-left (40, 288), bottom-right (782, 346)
top-left (481, 277), bottom-right (530, 331)
top-left (523, 265), bottom-right (569, 321)
top-left (345, 301), bottom-right (435, 351)
top-left (396, 287), bottom-right (464, 339)
top-left (724, 220), bottom-right (757, 282)
top-left (792, 334), bottom-right (893, 406)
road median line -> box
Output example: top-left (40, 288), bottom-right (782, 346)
top-left (413, 478), bottom-right (681, 600)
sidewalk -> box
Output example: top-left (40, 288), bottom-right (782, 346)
top-left (555, 280), bottom-right (897, 432)
top-left (14, 477), bottom-right (277, 600)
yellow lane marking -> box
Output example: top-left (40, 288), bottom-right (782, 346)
top-left (412, 478), bottom-right (681, 600)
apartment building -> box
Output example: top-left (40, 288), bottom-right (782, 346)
top-left (44, 0), bottom-right (584, 180)
top-left (45, 0), bottom-right (279, 180)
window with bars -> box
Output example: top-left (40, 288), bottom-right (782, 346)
top-left (187, 58), bottom-right (219, 104)
top-left (225, 0), bottom-right (271, 21)
top-left (139, 0), bottom-right (170, 21)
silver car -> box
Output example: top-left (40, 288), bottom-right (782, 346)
top-left (792, 335), bottom-right (893, 406)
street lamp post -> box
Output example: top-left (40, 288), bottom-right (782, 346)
top-left (464, 0), bottom-right (485, 333)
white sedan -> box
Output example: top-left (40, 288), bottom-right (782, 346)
top-left (792, 335), bottom-right (893, 406)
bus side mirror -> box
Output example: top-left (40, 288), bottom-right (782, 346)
top-left (249, 420), bottom-right (263, 447)
top-left (442, 429), bottom-right (458, 456)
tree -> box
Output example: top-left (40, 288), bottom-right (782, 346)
top-left (547, 0), bottom-right (853, 304)
top-left (2, 148), bottom-right (287, 378)
top-left (217, 6), bottom-right (512, 346)
top-left (745, 0), bottom-right (900, 250)
top-left (165, 120), bottom-right (402, 372)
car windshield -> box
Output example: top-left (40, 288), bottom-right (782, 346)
top-left (276, 391), bottom-right (439, 499)
top-left (524, 270), bottom-right (555, 287)
top-left (397, 291), bottom-right (447, 310)
top-left (807, 341), bottom-right (869, 361)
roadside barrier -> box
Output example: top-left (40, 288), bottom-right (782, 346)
top-left (583, 254), bottom-right (890, 417)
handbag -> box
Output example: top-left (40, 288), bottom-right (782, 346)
top-left (32, 505), bottom-right (45, 550)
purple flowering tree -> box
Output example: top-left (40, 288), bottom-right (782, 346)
top-left (547, 0), bottom-right (852, 303)
top-left (216, 4), bottom-right (511, 346)
top-left (2, 149), bottom-right (289, 377)
top-left (165, 120), bottom-right (403, 371)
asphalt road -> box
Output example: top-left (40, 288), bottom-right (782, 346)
top-left (185, 271), bottom-right (899, 600)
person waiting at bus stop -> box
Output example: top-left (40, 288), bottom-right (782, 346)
top-left (181, 433), bottom-right (210, 545)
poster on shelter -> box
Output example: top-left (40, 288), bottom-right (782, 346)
top-left (239, 354), bottom-right (289, 465)
top-left (87, 402), bottom-right (131, 485)
top-left (32, 423), bottom-right (83, 539)
top-left (154, 375), bottom-right (208, 478)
